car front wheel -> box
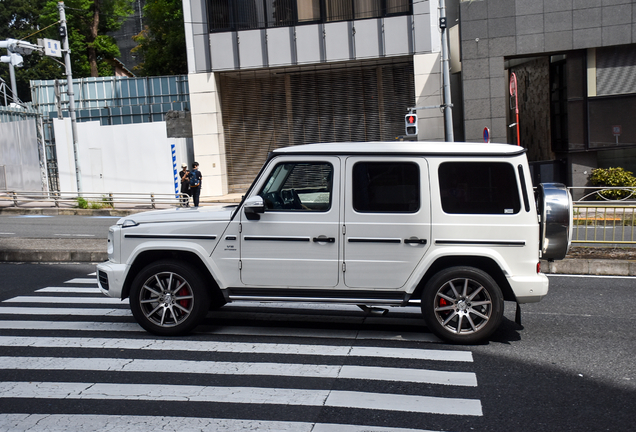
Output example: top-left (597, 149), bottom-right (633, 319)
top-left (129, 260), bottom-right (210, 336)
top-left (421, 267), bottom-right (503, 344)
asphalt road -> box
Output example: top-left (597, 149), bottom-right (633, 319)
top-left (0, 264), bottom-right (634, 431)
top-left (0, 214), bottom-right (118, 239)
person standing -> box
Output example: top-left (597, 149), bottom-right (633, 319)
top-left (188, 162), bottom-right (202, 207)
top-left (178, 163), bottom-right (190, 206)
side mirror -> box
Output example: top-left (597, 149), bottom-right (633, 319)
top-left (243, 196), bottom-right (265, 220)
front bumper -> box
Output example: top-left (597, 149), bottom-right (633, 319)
top-left (96, 261), bottom-right (128, 299)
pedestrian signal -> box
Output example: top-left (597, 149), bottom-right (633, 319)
top-left (405, 113), bottom-right (418, 136)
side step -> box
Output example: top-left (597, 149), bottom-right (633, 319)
top-left (226, 288), bottom-right (409, 306)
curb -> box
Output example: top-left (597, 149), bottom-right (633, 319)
top-left (0, 250), bottom-right (107, 263)
top-left (541, 258), bottom-right (636, 276)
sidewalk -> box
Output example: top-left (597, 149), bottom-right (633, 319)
top-left (1, 201), bottom-right (635, 276)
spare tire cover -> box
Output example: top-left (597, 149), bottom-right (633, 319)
top-left (538, 183), bottom-right (573, 261)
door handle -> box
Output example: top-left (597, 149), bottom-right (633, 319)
top-left (313, 236), bottom-right (335, 243)
top-left (404, 238), bottom-right (427, 245)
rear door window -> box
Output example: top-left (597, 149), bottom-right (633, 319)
top-left (352, 162), bottom-right (420, 213)
top-left (439, 162), bottom-right (521, 214)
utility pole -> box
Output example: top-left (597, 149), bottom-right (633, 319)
top-left (58, 1), bottom-right (82, 194)
top-left (439, 0), bottom-right (454, 142)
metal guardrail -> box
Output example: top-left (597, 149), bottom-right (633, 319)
top-left (570, 187), bottom-right (636, 245)
top-left (0, 191), bottom-right (189, 209)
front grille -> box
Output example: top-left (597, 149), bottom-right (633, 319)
top-left (98, 271), bottom-right (109, 291)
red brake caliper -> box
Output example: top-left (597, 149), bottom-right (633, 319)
top-left (178, 287), bottom-right (190, 308)
top-left (439, 297), bottom-right (449, 317)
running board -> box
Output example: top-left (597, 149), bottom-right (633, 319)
top-left (226, 288), bottom-right (409, 305)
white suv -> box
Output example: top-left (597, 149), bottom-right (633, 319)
top-left (97, 142), bottom-right (572, 344)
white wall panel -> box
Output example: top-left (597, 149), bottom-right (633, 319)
top-left (0, 119), bottom-right (40, 191)
top-left (296, 24), bottom-right (323, 64)
top-left (210, 32), bottom-right (237, 71)
top-left (267, 27), bottom-right (294, 67)
top-left (54, 119), bottom-right (176, 195)
top-left (354, 19), bottom-right (382, 59)
top-left (384, 16), bottom-right (412, 57)
top-left (413, 13), bottom-right (434, 54)
top-left (325, 22), bottom-right (353, 62)
top-left (238, 29), bottom-right (266, 69)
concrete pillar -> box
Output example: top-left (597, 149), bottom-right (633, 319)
top-left (188, 72), bottom-right (228, 197)
top-left (413, 53), bottom-right (445, 141)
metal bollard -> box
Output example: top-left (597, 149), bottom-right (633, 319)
top-left (151, 194), bottom-right (155, 209)
top-left (12, 191), bottom-right (18, 207)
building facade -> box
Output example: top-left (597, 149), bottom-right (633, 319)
top-left (459, 0), bottom-right (636, 188)
top-left (183, 0), bottom-right (451, 195)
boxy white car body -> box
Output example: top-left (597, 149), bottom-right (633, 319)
top-left (97, 142), bottom-right (571, 343)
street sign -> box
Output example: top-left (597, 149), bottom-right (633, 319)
top-left (483, 127), bottom-right (490, 143)
top-left (42, 38), bottom-right (62, 58)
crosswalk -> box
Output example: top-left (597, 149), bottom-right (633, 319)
top-left (0, 273), bottom-right (483, 431)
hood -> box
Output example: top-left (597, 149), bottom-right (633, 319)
top-left (117, 205), bottom-right (237, 226)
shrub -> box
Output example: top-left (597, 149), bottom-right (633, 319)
top-left (77, 197), bottom-right (89, 209)
top-left (589, 167), bottom-right (636, 200)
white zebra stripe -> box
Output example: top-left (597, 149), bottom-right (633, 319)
top-left (2, 296), bottom-right (126, 304)
top-left (0, 336), bottom-right (473, 362)
top-left (0, 315), bottom-right (439, 341)
top-left (0, 414), bottom-right (439, 432)
top-left (0, 307), bottom-right (131, 316)
top-left (0, 382), bottom-right (483, 416)
top-left (0, 356), bottom-right (477, 386)
top-left (36, 287), bottom-right (102, 293)
top-left (64, 278), bottom-right (98, 284)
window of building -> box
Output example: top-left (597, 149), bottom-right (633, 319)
top-left (352, 162), bottom-right (420, 213)
top-left (439, 162), bottom-right (521, 215)
top-left (260, 162), bottom-right (333, 211)
top-left (209, 0), bottom-right (232, 31)
top-left (209, 0), bottom-right (411, 31)
top-left (297, 0), bottom-right (321, 22)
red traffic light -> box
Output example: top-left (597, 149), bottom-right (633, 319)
top-left (406, 115), bottom-right (416, 124)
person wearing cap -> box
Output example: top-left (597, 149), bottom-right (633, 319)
top-left (178, 162), bottom-right (191, 206)
top-left (188, 162), bottom-right (202, 207)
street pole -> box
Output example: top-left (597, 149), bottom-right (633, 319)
top-left (58, 0), bottom-right (82, 194)
top-left (440, 0), bottom-right (454, 142)
top-left (8, 62), bottom-right (17, 103)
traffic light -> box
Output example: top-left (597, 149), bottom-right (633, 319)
top-left (405, 112), bottom-right (418, 136)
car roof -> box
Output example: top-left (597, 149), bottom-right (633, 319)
top-left (271, 141), bottom-right (527, 157)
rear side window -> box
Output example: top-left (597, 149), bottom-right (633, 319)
top-left (439, 162), bottom-right (521, 214)
top-left (353, 162), bottom-right (420, 213)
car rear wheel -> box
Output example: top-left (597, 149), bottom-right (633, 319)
top-left (129, 260), bottom-right (210, 336)
top-left (421, 267), bottom-right (503, 344)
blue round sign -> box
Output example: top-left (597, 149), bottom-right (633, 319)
top-left (483, 127), bottom-right (490, 143)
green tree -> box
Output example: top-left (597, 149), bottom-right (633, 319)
top-left (0, 0), bottom-right (62, 103)
top-left (132, 0), bottom-right (187, 76)
top-left (40, 0), bottom-right (134, 78)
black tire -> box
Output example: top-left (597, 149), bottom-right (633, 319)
top-left (421, 267), bottom-right (504, 344)
top-left (129, 260), bottom-right (211, 336)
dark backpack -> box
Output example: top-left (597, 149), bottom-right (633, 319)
top-left (189, 170), bottom-right (200, 187)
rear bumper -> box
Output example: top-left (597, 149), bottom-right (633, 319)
top-left (510, 272), bottom-right (549, 304)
